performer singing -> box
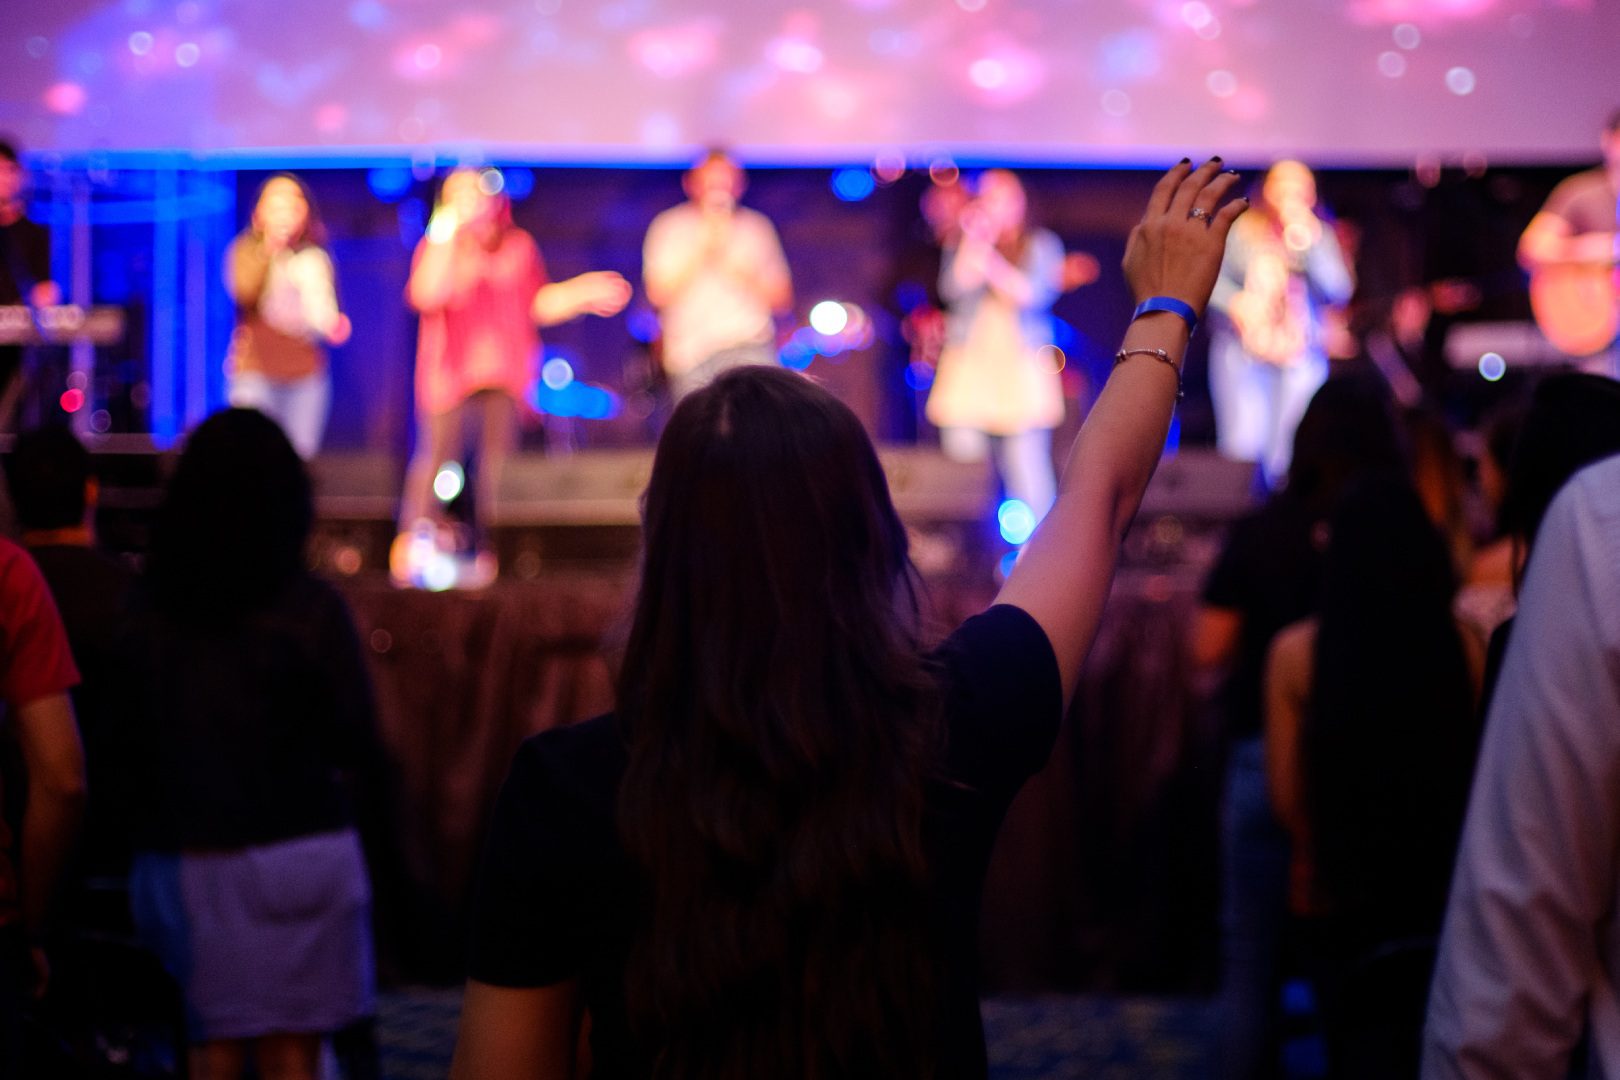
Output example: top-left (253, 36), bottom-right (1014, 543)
top-left (396, 167), bottom-right (630, 582)
top-left (926, 169), bottom-right (1066, 522)
top-left (642, 149), bottom-right (792, 399)
top-left (1518, 108), bottom-right (1620, 367)
top-left (224, 174), bottom-right (349, 459)
top-left (1208, 160), bottom-right (1354, 486)
top-left (0, 138), bottom-right (62, 431)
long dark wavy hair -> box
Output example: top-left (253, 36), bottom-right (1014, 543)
top-left (617, 366), bottom-right (943, 1080)
top-left (147, 408), bottom-right (312, 621)
top-left (1304, 480), bottom-right (1477, 931)
top-left (1281, 371), bottom-right (1406, 519)
top-left (1498, 373), bottom-right (1620, 585)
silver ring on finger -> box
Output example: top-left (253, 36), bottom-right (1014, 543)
top-left (1189, 206), bottom-right (1211, 222)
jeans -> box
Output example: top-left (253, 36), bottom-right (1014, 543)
top-left (228, 370), bottom-right (330, 460)
top-left (1218, 735), bottom-right (1292, 1079)
top-left (940, 427), bottom-right (1057, 523)
top-left (398, 390), bottom-right (519, 534)
top-left (1208, 333), bottom-right (1327, 489)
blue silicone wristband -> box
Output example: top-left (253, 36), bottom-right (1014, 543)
top-left (1133, 296), bottom-right (1199, 337)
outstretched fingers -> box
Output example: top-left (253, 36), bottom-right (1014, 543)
top-left (1208, 190), bottom-right (1249, 239)
top-left (1167, 158), bottom-right (1226, 220)
top-left (1145, 159), bottom-right (1194, 219)
top-left (1191, 170), bottom-right (1243, 217)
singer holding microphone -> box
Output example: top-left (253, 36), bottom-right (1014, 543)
top-left (395, 167), bottom-right (631, 584)
top-left (642, 149), bottom-right (793, 400)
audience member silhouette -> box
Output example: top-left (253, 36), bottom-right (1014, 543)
top-left (1266, 480), bottom-right (1484, 1077)
top-left (4, 426), bottom-right (134, 880)
top-left (0, 536), bottom-right (84, 1074)
top-left (1425, 452), bottom-right (1620, 1078)
top-left (1194, 370), bottom-right (1407, 1080)
top-left (114, 408), bottom-right (380, 1080)
top-left (1478, 373), bottom-right (1620, 708)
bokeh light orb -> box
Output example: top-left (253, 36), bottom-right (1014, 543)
top-left (541, 357), bottom-right (575, 390)
top-left (433, 461), bottom-right (465, 502)
top-left (810, 300), bottom-right (850, 336)
top-left (831, 167), bottom-right (875, 202)
top-left (997, 499), bottom-right (1037, 546)
top-left (1478, 352), bottom-right (1506, 381)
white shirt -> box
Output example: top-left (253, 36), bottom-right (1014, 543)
top-left (1424, 453), bottom-right (1620, 1079)
top-left (641, 203), bottom-right (789, 376)
top-left (258, 246), bottom-right (339, 341)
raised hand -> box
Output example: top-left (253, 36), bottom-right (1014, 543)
top-left (1122, 158), bottom-right (1246, 317)
top-left (575, 271), bottom-right (633, 318)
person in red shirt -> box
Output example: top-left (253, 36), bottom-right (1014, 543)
top-left (0, 536), bottom-right (85, 1071)
top-left (394, 167), bottom-right (630, 584)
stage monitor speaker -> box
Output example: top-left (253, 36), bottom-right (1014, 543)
top-left (310, 452), bottom-right (403, 521)
top-left (876, 447), bottom-right (995, 522)
top-left (1137, 449), bottom-right (1258, 522)
top-left (494, 450), bottom-right (650, 527)
top-left (1445, 321), bottom-right (1572, 370)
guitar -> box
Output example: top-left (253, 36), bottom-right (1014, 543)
top-left (1530, 260), bottom-right (1620, 357)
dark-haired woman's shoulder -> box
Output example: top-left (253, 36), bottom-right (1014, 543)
top-left (934, 604), bottom-right (1063, 799)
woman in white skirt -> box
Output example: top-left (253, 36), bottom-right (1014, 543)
top-left (118, 409), bottom-right (378, 1080)
top-left (927, 169), bottom-right (1066, 523)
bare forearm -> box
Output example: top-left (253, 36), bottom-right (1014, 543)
top-left (1062, 312), bottom-right (1188, 537)
top-left (532, 280), bottom-right (580, 327)
top-left (14, 694), bottom-right (88, 933)
top-left (408, 242), bottom-right (460, 312)
top-left (996, 309), bottom-right (1185, 704)
top-left (20, 784), bottom-right (83, 932)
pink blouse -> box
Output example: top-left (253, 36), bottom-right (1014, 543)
top-left (409, 227), bottom-right (546, 416)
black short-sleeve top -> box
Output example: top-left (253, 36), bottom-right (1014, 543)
top-left (468, 604), bottom-right (1062, 1079)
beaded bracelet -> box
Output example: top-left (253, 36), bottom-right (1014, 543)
top-left (1114, 347), bottom-right (1184, 399)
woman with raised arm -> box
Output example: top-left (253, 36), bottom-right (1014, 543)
top-left (395, 167), bottom-right (630, 583)
top-left (451, 160), bottom-right (1243, 1080)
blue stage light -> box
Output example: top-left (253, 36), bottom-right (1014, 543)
top-left (779, 340), bottom-right (816, 370)
top-left (501, 167), bottom-right (535, 200)
top-left (831, 167), bottom-right (875, 202)
top-left (367, 166), bottom-right (413, 202)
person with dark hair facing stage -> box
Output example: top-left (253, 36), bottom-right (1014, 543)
top-left (395, 166), bottom-right (631, 584)
top-left (4, 427), bottom-right (134, 880)
top-left (0, 138), bottom-right (63, 432)
top-left (451, 158), bottom-right (1246, 1080)
top-left (1194, 371), bottom-right (1408, 1080)
top-left (117, 409), bottom-right (383, 1080)
top-left (224, 173), bottom-right (350, 459)
top-left (1265, 480), bottom-right (1484, 1076)
top-left (642, 149), bottom-right (793, 400)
